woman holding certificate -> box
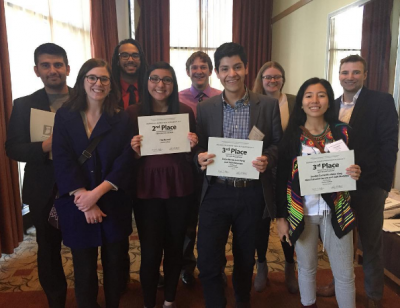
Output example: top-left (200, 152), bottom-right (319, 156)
top-left (252, 61), bottom-right (298, 293)
top-left (127, 61), bottom-right (198, 308)
top-left (52, 58), bottom-right (134, 308)
top-left (275, 77), bottom-right (361, 308)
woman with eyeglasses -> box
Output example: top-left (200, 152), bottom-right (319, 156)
top-left (276, 78), bottom-right (360, 307)
top-left (126, 62), bottom-right (198, 308)
top-left (251, 61), bottom-right (298, 293)
top-left (52, 58), bottom-right (134, 308)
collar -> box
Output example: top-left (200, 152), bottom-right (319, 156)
top-left (189, 84), bottom-right (212, 99)
top-left (222, 87), bottom-right (249, 108)
top-left (341, 87), bottom-right (362, 106)
top-left (120, 77), bottom-right (138, 93)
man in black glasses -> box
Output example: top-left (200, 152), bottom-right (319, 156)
top-left (178, 51), bottom-right (221, 286)
top-left (6, 43), bottom-right (70, 308)
top-left (111, 38), bottom-right (148, 110)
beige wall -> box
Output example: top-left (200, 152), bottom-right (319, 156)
top-left (271, 0), bottom-right (365, 96)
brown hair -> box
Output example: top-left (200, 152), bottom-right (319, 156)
top-left (339, 54), bottom-right (367, 72)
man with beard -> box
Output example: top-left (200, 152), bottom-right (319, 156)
top-left (111, 38), bottom-right (148, 109)
top-left (6, 43), bottom-right (70, 308)
top-left (178, 51), bottom-right (221, 286)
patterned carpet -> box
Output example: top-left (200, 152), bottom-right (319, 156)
top-left (0, 219), bottom-right (332, 293)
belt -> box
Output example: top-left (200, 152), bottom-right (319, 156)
top-left (214, 178), bottom-right (260, 188)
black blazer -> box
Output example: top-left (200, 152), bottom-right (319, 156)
top-left (5, 88), bottom-right (70, 208)
top-left (334, 87), bottom-right (398, 192)
top-left (195, 91), bottom-right (283, 218)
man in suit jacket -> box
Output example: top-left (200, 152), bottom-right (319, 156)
top-left (195, 43), bottom-right (282, 308)
top-left (331, 55), bottom-right (398, 308)
top-left (5, 43), bottom-right (71, 308)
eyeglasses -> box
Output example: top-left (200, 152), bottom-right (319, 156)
top-left (119, 52), bottom-right (140, 60)
top-left (262, 75), bottom-right (283, 81)
top-left (149, 75), bottom-right (173, 85)
top-left (85, 75), bottom-right (111, 86)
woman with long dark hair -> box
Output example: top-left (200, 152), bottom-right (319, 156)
top-left (276, 78), bottom-right (360, 308)
top-left (252, 61), bottom-right (298, 293)
top-left (127, 62), bottom-right (198, 308)
top-left (52, 58), bottom-right (134, 308)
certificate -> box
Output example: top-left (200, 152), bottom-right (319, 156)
top-left (30, 108), bottom-right (55, 159)
top-left (206, 137), bottom-right (263, 180)
top-left (138, 113), bottom-right (190, 156)
top-left (297, 150), bottom-right (356, 196)
top-left (30, 108), bottom-right (55, 142)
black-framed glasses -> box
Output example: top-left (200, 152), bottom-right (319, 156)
top-left (85, 75), bottom-right (111, 86)
top-left (119, 52), bottom-right (140, 60)
top-left (262, 75), bottom-right (283, 81)
top-left (149, 75), bottom-right (173, 85)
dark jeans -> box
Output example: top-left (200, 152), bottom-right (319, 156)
top-left (197, 182), bottom-right (264, 307)
top-left (255, 217), bottom-right (295, 263)
top-left (71, 240), bottom-right (126, 308)
top-left (351, 186), bottom-right (387, 301)
top-left (134, 196), bottom-right (191, 308)
top-left (30, 196), bottom-right (66, 308)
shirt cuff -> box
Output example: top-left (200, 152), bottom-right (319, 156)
top-left (106, 180), bottom-right (118, 191)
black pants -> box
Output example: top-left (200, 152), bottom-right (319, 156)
top-left (134, 196), bottom-right (191, 308)
top-left (255, 217), bottom-right (295, 263)
top-left (197, 182), bottom-right (264, 307)
top-left (351, 187), bottom-right (387, 301)
top-left (30, 197), bottom-right (66, 308)
top-left (71, 240), bottom-right (126, 308)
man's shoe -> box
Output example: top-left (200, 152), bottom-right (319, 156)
top-left (157, 274), bottom-right (165, 289)
top-left (181, 271), bottom-right (195, 286)
top-left (222, 271), bottom-right (228, 287)
top-left (366, 297), bottom-right (382, 308)
top-left (316, 280), bottom-right (335, 297)
top-left (284, 261), bottom-right (299, 294)
top-left (254, 260), bottom-right (268, 292)
top-left (301, 304), bottom-right (317, 307)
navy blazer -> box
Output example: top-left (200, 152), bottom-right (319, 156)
top-left (195, 91), bottom-right (283, 218)
top-left (5, 88), bottom-right (70, 208)
top-left (52, 107), bottom-right (135, 249)
top-left (334, 87), bottom-right (398, 191)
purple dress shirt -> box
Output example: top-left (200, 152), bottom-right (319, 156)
top-left (179, 85), bottom-right (221, 117)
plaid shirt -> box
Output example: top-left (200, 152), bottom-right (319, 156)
top-left (222, 88), bottom-right (250, 139)
top-left (220, 88), bottom-right (251, 181)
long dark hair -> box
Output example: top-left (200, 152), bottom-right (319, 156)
top-left (141, 62), bottom-right (180, 116)
top-left (111, 39), bottom-right (148, 102)
top-left (64, 58), bottom-right (120, 116)
top-left (280, 77), bottom-right (338, 159)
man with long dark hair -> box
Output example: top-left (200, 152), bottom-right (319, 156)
top-left (111, 38), bottom-right (148, 109)
top-left (6, 43), bottom-right (70, 308)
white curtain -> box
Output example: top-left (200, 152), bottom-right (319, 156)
top-left (169, 0), bottom-right (233, 91)
top-left (4, 0), bottom-right (91, 100)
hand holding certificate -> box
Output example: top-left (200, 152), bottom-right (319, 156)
top-left (138, 114), bottom-right (191, 156)
top-left (297, 150), bottom-right (357, 196)
top-left (205, 137), bottom-right (263, 179)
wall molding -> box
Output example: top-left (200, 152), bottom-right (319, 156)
top-left (272, 0), bottom-right (313, 24)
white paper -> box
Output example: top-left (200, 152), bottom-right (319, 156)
top-left (248, 125), bottom-right (265, 141)
top-left (383, 219), bottom-right (400, 232)
top-left (206, 137), bottom-right (263, 180)
top-left (384, 197), bottom-right (400, 210)
top-left (30, 108), bottom-right (55, 142)
top-left (325, 139), bottom-right (349, 153)
top-left (297, 150), bottom-right (356, 196)
top-left (138, 114), bottom-right (190, 156)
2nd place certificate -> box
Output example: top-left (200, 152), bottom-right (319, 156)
top-left (206, 137), bottom-right (263, 180)
top-left (138, 114), bottom-right (190, 156)
top-left (297, 150), bottom-right (356, 196)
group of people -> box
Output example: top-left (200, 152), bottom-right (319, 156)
top-left (5, 38), bottom-right (398, 308)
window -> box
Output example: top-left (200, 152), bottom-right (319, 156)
top-left (169, 0), bottom-right (233, 91)
top-left (4, 0), bottom-right (91, 100)
top-left (326, 1), bottom-right (369, 97)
